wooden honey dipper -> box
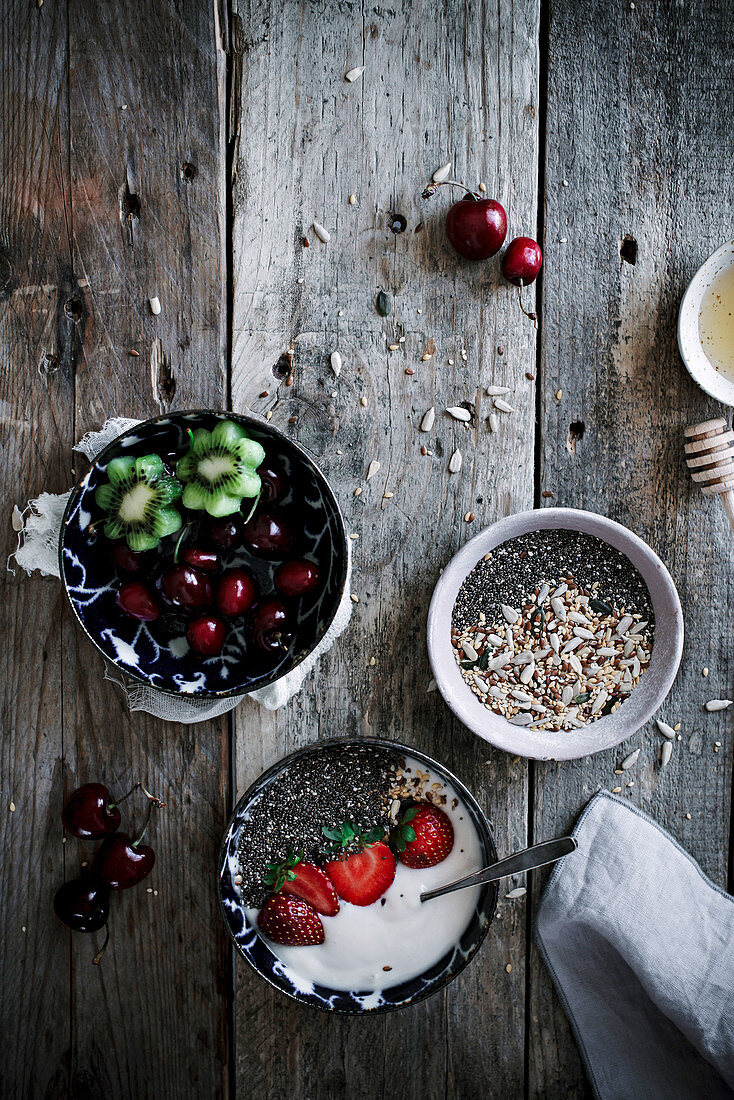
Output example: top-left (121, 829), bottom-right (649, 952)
top-left (684, 417), bottom-right (734, 530)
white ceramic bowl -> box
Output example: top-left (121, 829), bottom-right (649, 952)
top-left (427, 508), bottom-right (684, 761)
top-left (678, 241), bottom-right (734, 406)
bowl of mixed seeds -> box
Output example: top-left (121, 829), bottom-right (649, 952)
top-left (427, 509), bottom-right (683, 760)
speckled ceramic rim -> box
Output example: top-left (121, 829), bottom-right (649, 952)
top-left (678, 241), bottom-right (734, 406)
top-left (427, 508), bottom-right (684, 762)
top-left (217, 737), bottom-right (498, 1014)
top-left (58, 410), bottom-right (349, 698)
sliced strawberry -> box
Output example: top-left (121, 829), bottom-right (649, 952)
top-left (396, 804), bottom-right (454, 869)
top-left (257, 892), bottom-right (324, 946)
top-left (324, 841), bottom-right (396, 907)
top-left (282, 861), bottom-right (339, 916)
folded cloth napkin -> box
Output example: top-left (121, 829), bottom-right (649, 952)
top-left (536, 790), bottom-right (734, 1100)
top-left (9, 418), bottom-right (352, 722)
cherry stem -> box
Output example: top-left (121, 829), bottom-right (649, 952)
top-left (107, 781), bottom-right (141, 813)
top-left (132, 791), bottom-right (165, 848)
top-left (92, 925), bottom-right (110, 966)
top-left (173, 522), bottom-right (191, 564)
top-left (422, 180), bottom-right (479, 200)
top-left (516, 281), bottom-right (538, 327)
top-left (241, 489), bottom-right (261, 526)
top-left (139, 784), bottom-right (166, 809)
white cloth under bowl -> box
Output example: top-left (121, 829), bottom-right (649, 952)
top-left (9, 418), bottom-right (352, 723)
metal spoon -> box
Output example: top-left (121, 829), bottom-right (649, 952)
top-left (420, 835), bottom-right (578, 903)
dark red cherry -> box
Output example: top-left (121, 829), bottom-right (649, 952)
top-left (161, 565), bottom-right (213, 609)
top-left (445, 197), bottom-right (507, 260)
top-left (93, 833), bottom-right (155, 890)
top-left (209, 517), bottom-right (244, 550)
top-left (242, 512), bottom-right (294, 556)
top-left (217, 569), bottom-right (256, 616)
top-left (62, 783), bottom-right (122, 838)
top-left (112, 544), bottom-right (146, 573)
top-left (54, 875), bottom-right (110, 932)
top-left (182, 547), bottom-right (219, 572)
top-left (116, 581), bottom-right (160, 621)
top-left (275, 559), bottom-right (320, 597)
top-left (252, 599), bottom-right (293, 653)
top-left (501, 236), bottom-right (543, 286)
top-left (258, 459), bottom-right (286, 504)
top-left (187, 615), bottom-right (226, 656)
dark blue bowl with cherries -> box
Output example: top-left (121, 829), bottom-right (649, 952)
top-left (59, 411), bottom-right (348, 697)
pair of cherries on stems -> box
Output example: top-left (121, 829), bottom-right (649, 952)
top-left (422, 177), bottom-right (542, 320)
top-left (54, 781), bottom-right (165, 963)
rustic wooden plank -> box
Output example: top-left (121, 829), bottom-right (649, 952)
top-left (529, 1), bottom-right (734, 1095)
top-left (231, 0), bottom-right (540, 1096)
top-left (62, 2), bottom-right (230, 1096)
top-left (0, 2), bottom-right (75, 1096)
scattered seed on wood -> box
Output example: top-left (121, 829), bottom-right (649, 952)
top-left (542, 490), bottom-right (554, 499)
top-left (303, 237), bottom-right (310, 247)
top-left (660, 741), bottom-right (673, 767)
top-left (449, 449), bottom-right (462, 473)
top-left (366, 460), bottom-right (380, 480)
top-left (620, 748), bottom-right (640, 770)
top-left (354, 487), bottom-right (362, 496)
top-left (494, 398), bottom-right (515, 413)
top-left (349, 533), bottom-right (359, 540)
top-left (259, 390), bottom-right (269, 398)
top-left (350, 593), bottom-right (359, 603)
top-left (383, 491), bottom-right (394, 499)
top-left (432, 162), bottom-right (451, 183)
top-left (422, 353), bottom-right (432, 361)
top-left (448, 358), bottom-right (455, 365)
top-left (656, 719), bottom-right (676, 740)
top-left (9, 801), bottom-right (15, 812)
top-left (526, 372), bottom-right (535, 380)
top-left (556, 389), bottom-right (563, 400)
top-left (421, 445), bottom-right (428, 456)
top-left (11, 505), bottom-right (23, 532)
top-left (349, 193), bottom-right (357, 205)
top-left (376, 291), bottom-right (392, 316)
top-left (427, 678), bottom-right (437, 693)
top-left (420, 407), bottom-right (435, 432)
top-left (704, 699), bottom-right (732, 711)
top-left (388, 344), bottom-right (400, 352)
top-left (505, 963), bottom-right (512, 973)
top-left (487, 386), bottom-right (511, 396)
top-left (611, 786), bottom-right (622, 793)
top-left (148, 296), bottom-right (161, 315)
top-left (265, 410), bottom-right (272, 421)
top-left (488, 413), bottom-right (499, 433)
top-left (505, 887), bottom-right (527, 899)
top-left (360, 396), bottom-right (368, 407)
top-left (330, 351), bottom-right (342, 376)
top-left (446, 406), bottom-right (472, 422)
top-left (345, 66), bottom-right (365, 82)
top-left (405, 368), bottom-right (415, 375)
top-left (312, 221), bottom-right (331, 242)
top-left (702, 667), bottom-right (709, 676)
top-left (464, 512), bottom-right (475, 523)
top-left (129, 348), bottom-right (139, 357)
top-left (478, 183), bottom-right (487, 193)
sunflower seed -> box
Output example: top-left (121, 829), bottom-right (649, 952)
top-left (345, 66), bottom-right (365, 82)
top-left (148, 296), bottom-right (161, 315)
top-left (449, 449), bottom-right (462, 473)
top-left (486, 385), bottom-right (511, 396)
top-left (561, 685), bottom-right (574, 706)
top-left (590, 689), bottom-right (608, 715)
top-left (509, 713), bottom-right (533, 726)
top-left (432, 162), bottom-right (452, 183)
top-left (549, 633), bottom-right (560, 654)
top-left (550, 597), bottom-right (567, 621)
top-left (617, 614), bottom-right (633, 635)
top-left (420, 407), bottom-right (435, 432)
top-left (704, 699), bottom-right (732, 711)
top-left (487, 633), bottom-right (504, 647)
top-left (510, 688), bottom-right (533, 702)
top-left (446, 406), bottom-right (472, 422)
top-left (312, 221), bottom-right (331, 242)
top-left (656, 719), bottom-right (676, 740)
top-left (573, 627), bottom-right (596, 640)
top-left (660, 741), bottom-right (673, 767)
top-left (505, 887), bottom-right (527, 899)
top-left (568, 654), bottom-right (583, 675)
top-left (552, 583), bottom-right (567, 598)
top-left (501, 604), bottom-right (519, 624)
top-left (620, 748), bottom-right (640, 770)
top-left (11, 505), bottom-right (23, 532)
top-left (426, 678), bottom-right (437, 693)
top-left (330, 351), bottom-right (342, 376)
top-left (366, 460), bottom-right (380, 480)
top-left (520, 662), bottom-right (535, 685)
top-left (488, 413), bottom-right (500, 433)
top-left (461, 641), bottom-right (478, 661)
top-left (561, 637), bottom-right (583, 654)
top-left (493, 398), bottom-right (515, 413)
top-left (511, 651), bottom-right (534, 666)
top-left (537, 583), bottom-right (550, 604)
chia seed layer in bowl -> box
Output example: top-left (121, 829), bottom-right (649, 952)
top-left (427, 509), bottom-right (683, 761)
top-left (218, 738), bottom-right (497, 1014)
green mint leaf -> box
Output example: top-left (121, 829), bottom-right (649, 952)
top-left (403, 826), bottom-right (416, 842)
top-left (400, 807), bottom-right (419, 824)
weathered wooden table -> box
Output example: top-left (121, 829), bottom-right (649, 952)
top-left (2, 0), bottom-right (733, 1096)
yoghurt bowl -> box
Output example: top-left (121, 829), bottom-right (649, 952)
top-left (59, 411), bottom-right (348, 698)
top-left (427, 508), bottom-right (683, 761)
top-left (218, 737), bottom-right (497, 1014)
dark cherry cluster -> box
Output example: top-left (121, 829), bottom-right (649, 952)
top-left (54, 781), bottom-right (164, 963)
top-left (110, 456), bottom-right (321, 661)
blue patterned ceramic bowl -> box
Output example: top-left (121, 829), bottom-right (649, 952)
top-left (218, 737), bottom-right (497, 1014)
top-left (59, 411), bottom-right (348, 697)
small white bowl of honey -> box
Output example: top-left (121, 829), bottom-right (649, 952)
top-left (679, 241), bottom-right (734, 406)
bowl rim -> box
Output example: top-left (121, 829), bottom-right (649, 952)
top-left (58, 409), bottom-right (349, 698)
top-left (427, 507), bottom-right (684, 761)
top-left (217, 735), bottom-right (498, 1014)
top-left (678, 240), bottom-right (734, 406)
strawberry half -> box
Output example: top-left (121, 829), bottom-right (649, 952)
top-left (324, 841), bottom-right (396, 907)
top-left (396, 804), bottom-right (454, 868)
top-left (257, 892), bottom-right (325, 946)
top-left (282, 861), bottom-right (340, 916)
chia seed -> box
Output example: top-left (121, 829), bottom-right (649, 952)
top-left (236, 744), bottom-right (399, 907)
top-left (452, 530), bottom-right (654, 632)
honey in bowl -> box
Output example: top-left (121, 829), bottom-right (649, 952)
top-left (699, 263), bottom-right (734, 380)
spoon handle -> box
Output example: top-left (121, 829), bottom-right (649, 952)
top-left (420, 836), bottom-right (577, 903)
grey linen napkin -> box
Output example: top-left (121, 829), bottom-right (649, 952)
top-left (536, 790), bottom-right (734, 1100)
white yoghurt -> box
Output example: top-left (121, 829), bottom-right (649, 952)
top-left (245, 763), bottom-right (484, 992)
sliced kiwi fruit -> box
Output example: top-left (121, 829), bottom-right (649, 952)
top-left (95, 454), bottom-right (183, 551)
top-left (176, 420), bottom-right (266, 518)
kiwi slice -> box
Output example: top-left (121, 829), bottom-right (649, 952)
top-left (176, 420), bottom-right (265, 518)
top-left (95, 454), bottom-right (183, 551)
